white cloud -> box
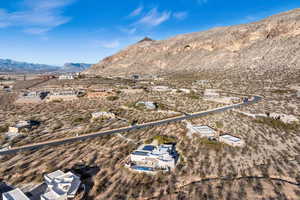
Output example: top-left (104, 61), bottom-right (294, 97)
top-left (136, 8), bottom-right (171, 27)
top-left (0, 0), bottom-right (74, 34)
top-left (120, 27), bottom-right (137, 34)
top-left (129, 6), bottom-right (143, 17)
top-left (197, 0), bottom-right (208, 5)
top-left (173, 11), bottom-right (188, 20)
top-left (23, 27), bottom-right (51, 34)
top-left (99, 40), bottom-right (120, 49)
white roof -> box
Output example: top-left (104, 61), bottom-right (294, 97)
top-left (220, 135), bottom-right (241, 142)
top-left (2, 188), bottom-right (30, 200)
top-left (15, 121), bottom-right (30, 128)
top-left (41, 190), bottom-right (62, 200)
top-left (43, 171), bottom-right (81, 199)
top-left (193, 126), bottom-right (215, 134)
top-left (45, 170), bottom-right (65, 180)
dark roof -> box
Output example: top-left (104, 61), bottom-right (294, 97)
top-left (142, 145), bottom-right (155, 151)
top-left (131, 151), bottom-right (148, 156)
top-left (131, 166), bottom-right (154, 171)
top-left (0, 182), bottom-right (13, 193)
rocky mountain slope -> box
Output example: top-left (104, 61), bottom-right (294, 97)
top-left (84, 8), bottom-right (300, 77)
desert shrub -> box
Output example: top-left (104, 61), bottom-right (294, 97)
top-left (0, 134), bottom-right (8, 145)
top-left (52, 99), bottom-right (63, 103)
top-left (216, 121), bottom-right (223, 129)
top-left (186, 91), bottom-right (199, 100)
top-left (271, 89), bottom-right (294, 94)
top-left (155, 102), bottom-right (168, 110)
top-left (51, 121), bottom-right (64, 131)
top-left (196, 138), bottom-right (224, 151)
top-left (153, 135), bottom-right (176, 144)
top-left (72, 116), bottom-right (89, 125)
top-left (0, 124), bottom-right (8, 133)
top-left (106, 96), bottom-right (119, 101)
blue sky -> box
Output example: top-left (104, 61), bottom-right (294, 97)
top-left (0, 0), bottom-right (299, 66)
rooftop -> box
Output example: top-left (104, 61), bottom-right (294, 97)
top-left (220, 135), bottom-right (241, 142)
top-left (142, 145), bottom-right (156, 151)
top-left (2, 188), bottom-right (30, 200)
top-left (42, 170), bottom-right (81, 200)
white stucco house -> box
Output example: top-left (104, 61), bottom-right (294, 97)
top-left (58, 75), bottom-right (75, 80)
top-left (2, 188), bottom-right (30, 200)
top-left (91, 111), bottom-right (115, 120)
top-left (136, 101), bottom-right (157, 110)
top-left (41, 170), bottom-right (81, 200)
top-left (203, 89), bottom-right (220, 98)
top-left (219, 135), bottom-right (245, 147)
top-left (186, 123), bottom-right (216, 139)
top-left (129, 144), bottom-right (178, 172)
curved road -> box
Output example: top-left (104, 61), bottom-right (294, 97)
top-left (0, 96), bottom-right (262, 155)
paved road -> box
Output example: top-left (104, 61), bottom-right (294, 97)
top-left (0, 96), bottom-right (262, 155)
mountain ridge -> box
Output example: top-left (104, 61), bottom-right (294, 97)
top-left (84, 8), bottom-right (300, 77)
top-left (0, 58), bottom-right (91, 73)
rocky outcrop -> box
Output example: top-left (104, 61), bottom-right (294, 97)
top-left (84, 8), bottom-right (300, 77)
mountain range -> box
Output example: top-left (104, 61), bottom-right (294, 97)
top-left (84, 8), bottom-right (300, 77)
top-left (0, 59), bottom-right (91, 73)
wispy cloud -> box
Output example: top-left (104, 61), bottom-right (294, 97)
top-left (120, 27), bottom-right (137, 34)
top-left (173, 11), bottom-right (188, 20)
top-left (136, 8), bottom-right (171, 27)
top-left (129, 6), bottom-right (143, 17)
top-left (0, 0), bottom-right (74, 34)
top-left (99, 40), bottom-right (120, 49)
top-left (197, 0), bottom-right (208, 5)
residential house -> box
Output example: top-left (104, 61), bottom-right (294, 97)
top-left (41, 170), bottom-right (81, 200)
top-left (131, 74), bottom-right (140, 80)
top-left (186, 123), bottom-right (216, 139)
top-left (91, 111), bottom-right (115, 120)
top-left (8, 120), bottom-right (39, 134)
top-left (47, 90), bottom-right (79, 102)
top-left (136, 101), bottom-right (157, 110)
top-left (219, 135), bottom-right (245, 147)
top-left (269, 113), bottom-right (299, 124)
top-left (151, 86), bottom-right (171, 92)
top-left (86, 89), bottom-right (114, 99)
top-left (203, 89), bottom-right (219, 98)
top-left (58, 74), bottom-right (75, 80)
top-left (2, 188), bottom-right (30, 200)
top-left (129, 144), bottom-right (178, 172)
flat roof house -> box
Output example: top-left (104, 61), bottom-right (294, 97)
top-left (151, 86), bottom-right (171, 92)
top-left (186, 122), bottom-right (216, 138)
top-left (41, 170), bottom-right (81, 200)
top-left (58, 74), bottom-right (75, 80)
top-left (47, 90), bottom-right (79, 102)
top-left (91, 111), bottom-right (115, 120)
top-left (8, 120), bottom-right (39, 134)
top-left (219, 135), bottom-right (245, 147)
top-left (203, 89), bottom-right (220, 98)
top-left (2, 188), bottom-right (30, 200)
top-left (130, 144), bottom-right (178, 172)
top-left (136, 101), bottom-right (157, 110)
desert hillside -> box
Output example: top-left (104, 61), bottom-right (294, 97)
top-left (84, 8), bottom-right (300, 77)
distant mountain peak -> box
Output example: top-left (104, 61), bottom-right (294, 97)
top-left (138, 37), bottom-right (154, 43)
